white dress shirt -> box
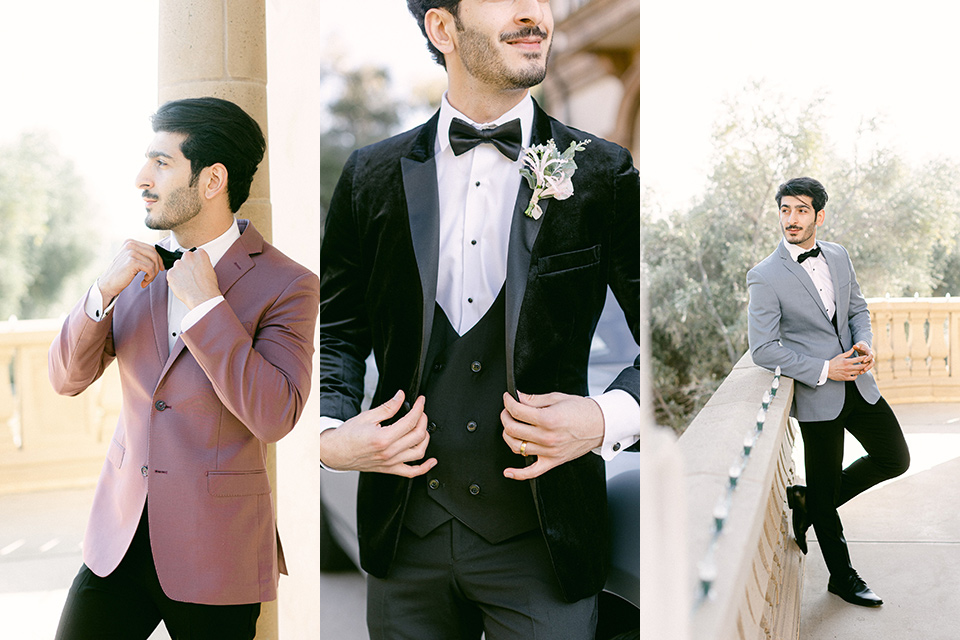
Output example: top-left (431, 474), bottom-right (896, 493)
top-left (85, 220), bottom-right (239, 354)
top-left (783, 239), bottom-right (835, 385)
top-left (318, 93), bottom-right (640, 463)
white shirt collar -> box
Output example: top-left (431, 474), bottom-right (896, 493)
top-left (783, 238), bottom-right (821, 263)
top-left (436, 92), bottom-right (534, 156)
top-left (170, 218), bottom-right (240, 269)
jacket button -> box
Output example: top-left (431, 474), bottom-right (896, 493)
top-left (466, 421), bottom-right (478, 432)
top-left (469, 483), bottom-right (480, 496)
top-left (433, 362), bottom-right (444, 372)
top-left (470, 361), bottom-right (482, 373)
top-left (154, 400), bottom-right (166, 411)
top-left (428, 479), bottom-right (440, 490)
top-left (141, 465), bottom-right (148, 477)
top-left (427, 422), bottom-right (437, 433)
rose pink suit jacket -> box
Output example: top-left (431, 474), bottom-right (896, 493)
top-left (48, 220), bottom-right (320, 605)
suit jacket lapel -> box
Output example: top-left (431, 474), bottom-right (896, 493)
top-left (505, 102), bottom-right (551, 394)
top-left (155, 220), bottom-right (259, 384)
top-left (401, 115), bottom-right (441, 393)
top-left (778, 242), bottom-right (830, 322)
top-left (822, 243), bottom-right (848, 326)
top-left (149, 269), bottom-right (171, 364)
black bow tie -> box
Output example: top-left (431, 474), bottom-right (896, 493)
top-left (797, 246), bottom-right (821, 264)
top-left (448, 117), bottom-right (522, 161)
top-left (155, 244), bottom-right (195, 270)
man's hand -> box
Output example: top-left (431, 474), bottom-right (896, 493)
top-left (852, 341), bottom-right (875, 374)
top-left (96, 239), bottom-right (164, 302)
top-left (828, 346), bottom-right (871, 381)
top-left (500, 391), bottom-right (604, 481)
top-left (166, 249), bottom-right (222, 310)
top-left (318, 391), bottom-right (437, 477)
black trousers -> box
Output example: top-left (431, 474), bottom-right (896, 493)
top-left (55, 506), bottom-right (260, 640)
top-left (366, 519), bottom-right (597, 640)
top-left (799, 382), bottom-right (910, 578)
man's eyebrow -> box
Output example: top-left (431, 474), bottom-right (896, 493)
top-left (147, 150), bottom-right (174, 159)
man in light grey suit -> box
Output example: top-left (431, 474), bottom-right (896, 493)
top-left (748, 177), bottom-right (909, 607)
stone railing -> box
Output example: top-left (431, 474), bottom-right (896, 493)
top-left (868, 296), bottom-right (960, 403)
top-left (0, 318), bottom-right (119, 494)
top-left (680, 353), bottom-right (803, 640)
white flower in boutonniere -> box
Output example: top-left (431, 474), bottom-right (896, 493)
top-left (519, 138), bottom-right (591, 220)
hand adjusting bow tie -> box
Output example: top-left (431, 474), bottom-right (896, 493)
top-left (449, 117), bottom-right (522, 162)
top-left (155, 244), bottom-right (195, 270)
top-left (797, 246), bottom-right (821, 264)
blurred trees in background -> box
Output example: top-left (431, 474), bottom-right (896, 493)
top-left (647, 83), bottom-right (960, 431)
top-left (0, 132), bottom-right (94, 320)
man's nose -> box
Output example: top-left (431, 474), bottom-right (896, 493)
top-left (515, 0), bottom-right (545, 25)
top-left (135, 165), bottom-right (152, 190)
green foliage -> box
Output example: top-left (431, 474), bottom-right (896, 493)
top-left (319, 66), bottom-right (405, 221)
top-left (647, 83), bottom-right (960, 431)
top-left (0, 132), bottom-right (93, 319)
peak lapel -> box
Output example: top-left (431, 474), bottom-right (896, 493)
top-left (149, 270), bottom-right (171, 365)
top-left (505, 102), bottom-right (551, 394)
top-left (401, 115), bottom-right (441, 393)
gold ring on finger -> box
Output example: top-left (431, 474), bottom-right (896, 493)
top-left (520, 441), bottom-right (527, 456)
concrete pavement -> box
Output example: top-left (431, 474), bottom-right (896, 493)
top-left (797, 403), bottom-right (960, 640)
top-left (0, 486), bottom-right (368, 639)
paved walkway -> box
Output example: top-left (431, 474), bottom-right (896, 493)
top-left (797, 402), bottom-right (960, 640)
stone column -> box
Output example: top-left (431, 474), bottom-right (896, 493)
top-left (157, 2), bottom-right (278, 637)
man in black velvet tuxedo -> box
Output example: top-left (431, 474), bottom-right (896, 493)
top-left (316, 1), bottom-right (641, 637)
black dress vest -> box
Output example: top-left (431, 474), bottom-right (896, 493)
top-left (403, 288), bottom-right (539, 543)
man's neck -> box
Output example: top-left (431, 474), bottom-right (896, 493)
top-left (171, 211), bottom-right (235, 249)
top-left (445, 81), bottom-right (530, 124)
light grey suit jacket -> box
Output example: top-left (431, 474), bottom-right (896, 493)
top-left (747, 240), bottom-right (880, 422)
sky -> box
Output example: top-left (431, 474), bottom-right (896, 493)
top-left (5, 0), bottom-right (960, 239)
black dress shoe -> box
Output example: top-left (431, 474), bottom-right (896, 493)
top-left (786, 485), bottom-right (810, 555)
top-left (827, 571), bottom-right (883, 607)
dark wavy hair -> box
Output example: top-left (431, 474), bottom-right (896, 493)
top-left (151, 97), bottom-right (265, 213)
top-left (406, 0), bottom-right (462, 67)
top-left (775, 177), bottom-right (829, 213)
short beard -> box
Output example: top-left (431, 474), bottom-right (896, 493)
top-left (145, 184), bottom-right (203, 231)
top-left (455, 20), bottom-right (549, 90)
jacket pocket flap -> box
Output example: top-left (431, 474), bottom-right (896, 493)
top-left (537, 245), bottom-right (601, 276)
top-left (207, 470), bottom-right (271, 497)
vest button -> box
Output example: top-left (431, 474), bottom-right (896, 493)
top-left (468, 483), bottom-right (480, 496)
top-left (466, 420), bottom-right (478, 432)
top-left (154, 400), bottom-right (166, 411)
top-left (427, 422), bottom-right (437, 433)
top-left (428, 479), bottom-right (440, 490)
top-left (433, 362), bottom-right (444, 372)
top-left (141, 465), bottom-right (148, 477)
top-left (470, 361), bottom-right (482, 373)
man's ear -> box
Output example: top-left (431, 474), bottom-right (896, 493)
top-left (424, 7), bottom-right (457, 60)
top-left (201, 163), bottom-right (228, 201)
top-left (816, 209), bottom-right (826, 227)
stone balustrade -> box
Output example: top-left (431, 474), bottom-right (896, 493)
top-left (680, 353), bottom-right (803, 640)
top-left (0, 318), bottom-right (120, 494)
top-left (868, 297), bottom-right (960, 403)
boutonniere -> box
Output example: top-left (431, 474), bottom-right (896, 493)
top-left (519, 138), bottom-right (590, 220)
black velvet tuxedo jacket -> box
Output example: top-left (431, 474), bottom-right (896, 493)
top-left (317, 101), bottom-right (641, 602)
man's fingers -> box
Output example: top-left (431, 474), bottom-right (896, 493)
top-left (502, 392), bottom-right (541, 425)
top-left (391, 457), bottom-right (438, 478)
top-left (504, 457), bottom-right (555, 481)
top-left (367, 390), bottom-right (407, 424)
top-left (516, 391), bottom-right (564, 408)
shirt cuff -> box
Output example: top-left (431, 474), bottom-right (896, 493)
top-left (590, 389), bottom-right (641, 460)
top-left (84, 282), bottom-right (117, 321)
top-left (318, 417), bottom-right (348, 472)
top-left (180, 296), bottom-right (225, 334)
top-left (817, 360), bottom-right (830, 386)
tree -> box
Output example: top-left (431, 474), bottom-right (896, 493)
top-left (319, 66), bottom-right (405, 222)
top-left (646, 83), bottom-right (960, 431)
top-left (0, 132), bottom-right (94, 319)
